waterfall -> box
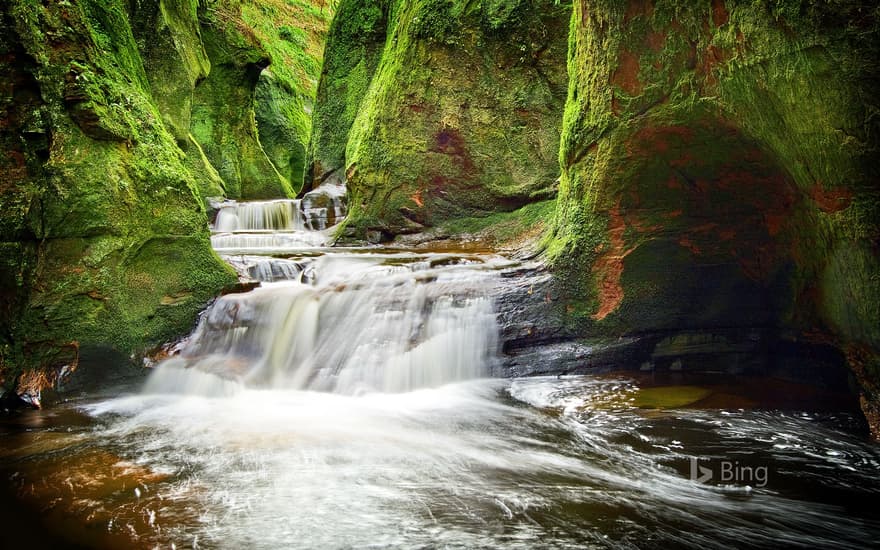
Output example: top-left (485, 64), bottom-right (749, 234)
top-left (148, 183), bottom-right (502, 396)
top-left (146, 255), bottom-right (501, 395)
top-left (214, 199), bottom-right (306, 232)
top-left (210, 231), bottom-right (328, 251)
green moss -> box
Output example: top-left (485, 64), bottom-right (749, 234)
top-left (439, 199), bottom-right (557, 244)
top-left (306, 0), bottom-right (389, 186)
top-left (314, 0), bottom-right (571, 237)
top-left (551, 0), bottom-right (880, 339)
top-left (0, 0), bottom-right (236, 386)
top-left (254, 70), bottom-right (308, 192)
top-left (410, 0), bottom-right (460, 44)
top-left (189, 22), bottom-right (286, 199)
top-left (190, 0), bottom-right (331, 198)
top-left (182, 132), bottom-right (227, 198)
top-left (129, 0), bottom-right (210, 141)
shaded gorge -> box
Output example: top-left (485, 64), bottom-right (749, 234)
top-left (2, 192), bottom-right (879, 548)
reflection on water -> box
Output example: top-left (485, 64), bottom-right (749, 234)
top-left (2, 375), bottom-right (879, 549)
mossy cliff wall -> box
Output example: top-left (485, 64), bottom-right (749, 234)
top-left (308, 0), bottom-right (571, 239)
top-left (0, 0), bottom-right (236, 396)
top-left (191, 0), bottom-right (330, 199)
top-left (549, 1), bottom-right (880, 430)
top-left (0, 0), bottom-right (329, 398)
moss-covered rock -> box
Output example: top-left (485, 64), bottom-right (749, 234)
top-left (0, 0), bottom-right (237, 398)
top-left (192, 0), bottom-right (331, 199)
top-left (129, 0), bottom-right (211, 142)
top-left (306, 0), bottom-right (389, 188)
top-left (549, 0), bottom-right (880, 432)
top-left (190, 27), bottom-right (288, 200)
top-left (310, 0), bottom-right (571, 238)
top-left (127, 0), bottom-right (229, 198)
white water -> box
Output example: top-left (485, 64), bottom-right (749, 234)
top-left (210, 231), bottom-right (329, 251)
top-left (76, 377), bottom-right (880, 549)
top-left (223, 255), bottom-right (306, 282)
top-left (210, 182), bottom-right (347, 252)
top-left (83, 196), bottom-right (874, 548)
top-left (215, 199), bottom-right (306, 232)
top-left (152, 189), bottom-right (506, 395)
top-left (146, 253), bottom-right (504, 394)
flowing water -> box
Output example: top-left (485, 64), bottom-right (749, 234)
top-left (2, 192), bottom-right (880, 549)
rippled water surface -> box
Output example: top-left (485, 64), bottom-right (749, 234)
top-left (2, 375), bottom-right (879, 549)
top-left (3, 197), bottom-right (879, 548)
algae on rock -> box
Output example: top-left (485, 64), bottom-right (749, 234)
top-left (192, 0), bottom-right (331, 199)
top-left (309, 0), bottom-right (572, 239)
top-left (548, 0), bottom-right (880, 433)
top-left (0, 0), bottom-right (332, 399)
top-left (306, 0), bottom-right (390, 188)
top-left (0, 0), bottom-right (239, 398)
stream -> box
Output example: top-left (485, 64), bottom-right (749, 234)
top-left (2, 191), bottom-right (880, 549)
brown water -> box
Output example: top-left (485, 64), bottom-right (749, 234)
top-left (2, 374), bottom-right (878, 549)
top-left (3, 199), bottom-right (878, 549)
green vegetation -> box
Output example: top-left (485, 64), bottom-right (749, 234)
top-left (2, 0), bottom-right (879, 434)
top-left (549, 0), bottom-right (880, 329)
top-left (438, 199), bottom-right (557, 246)
top-left (0, 0), bottom-right (332, 395)
top-left (309, 0), bottom-right (571, 238)
top-left (193, 0), bottom-right (332, 198)
top-left (306, 0), bottom-right (389, 187)
top-left (548, 0), bottom-right (880, 431)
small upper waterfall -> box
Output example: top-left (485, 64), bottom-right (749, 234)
top-left (209, 181), bottom-right (348, 252)
top-left (147, 181), bottom-right (504, 395)
top-left (214, 199), bottom-right (306, 232)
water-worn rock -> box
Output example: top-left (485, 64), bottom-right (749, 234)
top-left (191, 1), bottom-right (330, 198)
top-left (490, 260), bottom-right (854, 393)
top-left (548, 0), bottom-right (880, 434)
top-left (0, 0), bottom-right (332, 400)
top-left (0, 0), bottom-right (237, 399)
top-left (308, 0), bottom-right (570, 236)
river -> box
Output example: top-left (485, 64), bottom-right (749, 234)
top-left (1, 191), bottom-right (879, 549)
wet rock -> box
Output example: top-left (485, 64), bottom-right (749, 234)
top-left (300, 178), bottom-right (347, 230)
top-left (309, 0), bottom-right (570, 237)
top-left (550, 1), bottom-right (880, 435)
top-left (492, 261), bottom-right (855, 391)
top-left (221, 281), bottom-right (261, 295)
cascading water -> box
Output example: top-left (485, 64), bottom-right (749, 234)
top-left (150, 182), bottom-right (502, 395)
top-left (4, 184), bottom-right (879, 549)
top-left (210, 182), bottom-right (347, 252)
top-left (214, 199), bottom-right (306, 232)
top-left (145, 253), bottom-right (502, 395)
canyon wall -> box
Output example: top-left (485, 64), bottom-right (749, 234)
top-left (307, 0), bottom-right (570, 240)
top-left (548, 0), bottom-right (880, 430)
top-left (0, 0), bottom-right (328, 399)
top-left (314, 0), bottom-right (880, 432)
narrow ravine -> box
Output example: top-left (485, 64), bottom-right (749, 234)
top-left (3, 1), bottom-right (878, 548)
top-left (2, 191), bottom-right (880, 549)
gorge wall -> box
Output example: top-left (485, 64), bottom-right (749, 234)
top-left (306, 0), bottom-right (570, 240)
top-left (0, 0), bottom-right (329, 400)
top-left (315, 1), bottom-right (880, 433)
top-left (3, 0), bottom-right (879, 434)
top-left (547, 0), bottom-right (880, 432)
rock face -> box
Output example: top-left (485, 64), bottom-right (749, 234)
top-left (0, 0), bottom-right (329, 400)
top-left (190, 0), bottom-right (329, 199)
top-left (307, 0), bottom-right (570, 238)
top-left (548, 1), bottom-right (880, 432)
